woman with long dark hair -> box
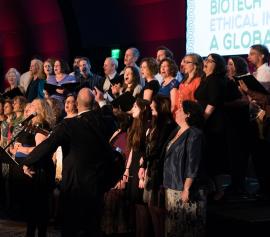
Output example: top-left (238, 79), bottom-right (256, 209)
top-left (143, 95), bottom-right (176, 237)
top-left (121, 98), bottom-right (151, 236)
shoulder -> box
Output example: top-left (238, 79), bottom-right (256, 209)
top-left (18, 85), bottom-right (25, 93)
top-left (147, 80), bottom-right (160, 89)
top-left (134, 84), bottom-right (142, 91)
top-left (193, 77), bottom-right (201, 84)
top-left (170, 79), bottom-right (180, 87)
top-left (65, 74), bottom-right (77, 82)
top-left (188, 127), bottom-right (203, 139)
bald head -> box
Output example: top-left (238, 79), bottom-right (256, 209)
top-left (77, 88), bottom-right (95, 112)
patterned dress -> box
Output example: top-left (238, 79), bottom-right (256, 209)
top-left (165, 188), bottom-right (206, 237)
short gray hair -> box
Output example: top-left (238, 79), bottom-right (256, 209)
top-left (106, 57), bottom-right (118, 69)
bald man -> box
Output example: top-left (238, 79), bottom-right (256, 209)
top-left (23, 88), bottom-right (116, 237)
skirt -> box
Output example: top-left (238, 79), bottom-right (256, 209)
top-left (165, 188), bottom-right (207, 237)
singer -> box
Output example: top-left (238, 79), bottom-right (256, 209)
top-left (18, 111), bottom-right (37, 127)
top-left (76, 57), bottom-right (105, 92)
top-left (10, 99), bottom-right (55, 237)
top-left (23, 88), bottom-right (116, 237)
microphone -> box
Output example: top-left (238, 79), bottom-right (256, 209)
top-left (18, 112), bottom-right (37, 127)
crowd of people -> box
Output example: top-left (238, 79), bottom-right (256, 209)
top-left (0, 44), bottom-right (270, 237)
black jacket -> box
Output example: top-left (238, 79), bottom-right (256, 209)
top-left (23, 110), bottom-right (115, 197)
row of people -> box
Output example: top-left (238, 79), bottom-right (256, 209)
top-left (0, 43), bottom-right (270, 237)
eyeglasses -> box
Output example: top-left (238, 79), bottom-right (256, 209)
top-left (182, 60), bottom-right (194, 64)
top-left (204, 58), bottom-right (216, 63)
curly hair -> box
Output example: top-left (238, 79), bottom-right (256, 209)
top-left (159, 58), bottom-right (178, 77)
top-left (54, 59), bottom-right (70, 74)
top-left (140, 57), bottom-right (159, 77)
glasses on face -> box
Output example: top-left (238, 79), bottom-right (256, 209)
top-left (182, 60), bottom-right (194, 64)
top-left (204, 58), bottom-right (216, 64)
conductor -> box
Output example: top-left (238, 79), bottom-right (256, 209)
top-left (23, 88), bottom-right (115, 237)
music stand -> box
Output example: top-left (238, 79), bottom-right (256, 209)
top-left (0, 147), bottom-right (19, 166)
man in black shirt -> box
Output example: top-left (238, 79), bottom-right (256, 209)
top-left (76, 57), bottom-right (105, 92)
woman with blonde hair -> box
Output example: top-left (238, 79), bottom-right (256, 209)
top-left (25, 59), bottom-right (46, 102)
top-left (14, 98), bottom-right (55, 237)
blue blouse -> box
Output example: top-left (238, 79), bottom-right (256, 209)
top-left (158, 79), bottom-right (179, 97)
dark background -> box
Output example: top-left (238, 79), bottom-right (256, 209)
top-left (0, 0), bottom-right (186, 87)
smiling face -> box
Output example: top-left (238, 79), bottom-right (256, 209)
top-left (7, 71), bottom-right (17, 86)
top-left (24, 103), bottom-right (31, 118)
top-left (4, 102), bottom-right (13, 116)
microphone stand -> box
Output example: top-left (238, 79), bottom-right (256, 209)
top-left (2, 123), bottom-right (32, 166)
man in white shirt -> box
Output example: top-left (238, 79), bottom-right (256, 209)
top-left (248, 44), bottom-right (270, 92)
top-left (155, 46), bottom-right (182, 85)
top-left (103, 57), bottom-right (119, 92)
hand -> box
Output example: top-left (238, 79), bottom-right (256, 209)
top-left (138, 178), bottom-right (145, 189)
top-left (23, 165), bottom-right (35, 178)
top-left (238, 80), bottom-right (248, 93)
top-left (56, 88), bottom-right (65, 94)
top-left (122, 169), bottom-right (129, 183)
top-left (138, 167), bottom-right (145, 180)
top-left (180, 189), bottom-right (189, 203)
top-left (111, 84), bottom-right (121, 95)
top-left (91, 86), bottom-right (104, 103)
top-left (257, 109), bottom-right (266, 122)
top-left (115, 180), bottom-right (126, 189)
top-left (14, 142), bottom-right (22, 153)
